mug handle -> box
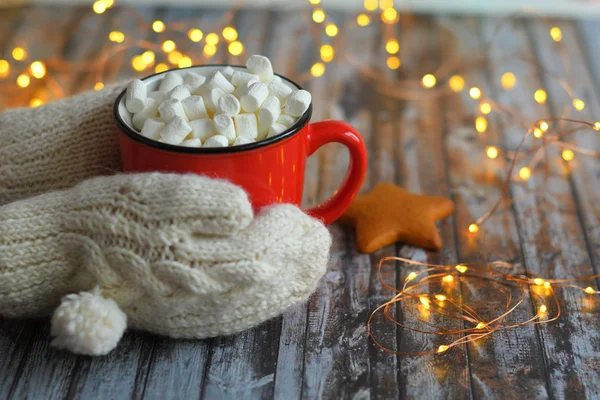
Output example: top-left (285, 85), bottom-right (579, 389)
top-left (304, 120), bottom-right (368, 225)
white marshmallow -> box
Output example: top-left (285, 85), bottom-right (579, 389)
top-left (246, 55), bottom-right (274, 83)
top-left (140, 118), bottom-right (165, 140)
top-left (258, 96), bottom-right (281, 134)
top-left (203, 135), bottom-right (229, 148)
top-left (159, 71), bottom-right (184, 92)
top-left (267, 122), bottom-right (287, 138)
top-left (213, 114), bottom-right (237, 144)
top-left (132, 99), bottom-right (159, 130)
top-left (205, 71), bottom-right (235, 94)
top-left (234, 78), bottom-right (260, 98)
top-left (180, 138), bottom-right (202, 147)
top-left (221, 66), bottom-right (235, 80)
top-left (240, 82), bottom-right (268, 113)
top-left (160, 116), bottom-right (192, 145)
top-left (231, 70), bottom-right (260, 87)
top-left (277, 114), bottom-right (297, 128)
top-left (217, 94), bottom-right (241, 117)
top-left (190, 118), bottom-right (216, 141)
top-left (267, 80), bottom-right (293, 103)
top-left (181, 95), bottom-right (208, 120)
top-left (232, 136), bottom-right (255, 146)
top-left (125, 79), bottom-right (147, 113)
top-left (272, 75), bottom-right (282, 83)
top-left (158, 98), bottom-right (188, 122)
top-left (203, 87), bottom-right (225, 114)
top-left (284, 89), bottom-right (311, 117)
top-left (166, 85), bottom-right (191, 101)
top-left (148, 91), bottom-right (167, 103)
top-left (184, 72), bottom-right (206, 91)
top-left (233, 113), bottom-right (258, 139)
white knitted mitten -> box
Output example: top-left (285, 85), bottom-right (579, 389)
top-left (0, 173), bottom-right (331, 355)
top-left (0, 85), bottom-right (123, 205)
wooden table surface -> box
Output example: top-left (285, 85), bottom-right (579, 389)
top-left (1, 5), bottom-right (599, 400)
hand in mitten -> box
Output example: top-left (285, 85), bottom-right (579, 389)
top-left (0, 173), bottom-right (331, 356)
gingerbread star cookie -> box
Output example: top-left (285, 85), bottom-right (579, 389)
top-left (338, 183), bottom-right (455, 253)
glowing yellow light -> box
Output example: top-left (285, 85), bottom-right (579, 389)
top-left (540, 121), bottom-right (549, 132)
top-left (162, 40), bottom-right (176, 53)
top-left (364, 0), bottom-right (378, 10)
top-left (311, 62), bottom-right (326, 77)
top-left (309, 0), bottom-right (321, 4)
top-left (204, 44), bottom-right (217, 57)
top-left (421, 74), bottom-right (436, 89)
top-left (155, 63), bottom-right (169, 73)
top-left (29, 98), bottom-right (43, 108)
top-left (468, 223), bottom-right (479, 233)
top-left (152, 20), bottom-right (165, 33)
top-left (562, 149), bottom-right (575, 161)
top-left (435, 295), bottom-right (447, 301)
top-left (573, 98), bottom-right (585, 111)
top-left (102, 0), bottom-right (114, 8)
top-left (501, 72), bottom-right (516, 90)
top-left (381, 8), bottom-right (398, 24)
top-left (320, 44), bottom-right (334, 62)
top-left (228, 41), bottom-right (244, 56)
top-left (406, 272), bottom-right (417, 281)
top-left (92, 0), bottom-right (106, 14)
top-left (30, 61), bottom-right (46, 79)
top-left (380, 0), bottom-right (393, 10)
top-left (325, 24), bottom-right (338, 37)
top-left (456, 264), bottom-right (468, 273)
top-left (168, 51), bottom-right (183, 65)
top-left (448, 75), bottom-right (464, 92)
top-left (94, 81), bottom-right (104, 90)
top-left (131, 55), bottom-right (146, 72)
top-left (443, 275), bottom-right (454, 283)
top-left (188, 29), bottom-right (203, 42)
top-left (519, 167), bottom-right (531, 181)
top-left (534, 278), bottom-right (545, 286)
top-left (544, 281), bottom-right (551, 289)
top-left (476, 322), bottom-right (487, 329)
top-left (385, 39), bottom-right (399, 54)
top-left (420, 296), bottom-right (431, 309)
top-left (222, 27), bottom-right (238, 42)
top-left (550, 27), bottom-right (562, 42)
top-left (534, 128), bottom-right (543, 138)
top-left (108, 31), bottom-right (125, 43)
top-left (594, 122), bottom-right (600, 131)
top-left (539, 304), bottom-right (547, 313)
top-left (312, 9), bottom-right (326, 23)
top-left (141, 50), bottom-right (155, 66)
top-left (12, 47), bottom-right (26, 61)
top-left (475, 116), bottom-right (488, 133)
top-left (469, 87), bottom-right (481, 99)
top-left (584, 286), bottom-right (595, 294)
top-left (357, 14), bottom-right (371, 27)
top-left (437, 345), bottom-right (449, 353)
top-left (206, 33), bottom-right (219, 46)
top-left (16, 74), bottom-right (30, 88)
top-left (534, 89), bottom-right (547, 104)
top-left (386, 56), bottom-right (401, 70)
top-left (486, 146), bottom-right (499, 159)
top-left (0, 59), bottom-right (9, 77)
top-left (178, 56), bottom-right (192, 68)
top-left (480, 102), bottom-right (492, 114)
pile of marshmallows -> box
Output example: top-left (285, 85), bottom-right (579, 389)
top-left (124, 55), bottom-right (311, 148)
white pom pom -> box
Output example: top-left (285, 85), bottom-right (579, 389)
top-left (51, 289), bottom-right (127, 356)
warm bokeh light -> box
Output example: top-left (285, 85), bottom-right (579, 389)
top-left (468, 223), bottom-right (479, 233)
top-left (539, 305), bottom-right (547, 313)
top-left (188, 29), bottom-right (203, 42)
top-left (16, 73), bottom-right (30, 88)
top-left (222, 26), bottom-right (238, 41)
top-left (437, 345), bottom-right (449, 354)
top-left (92, 1), bottom-right (106, 14)
top-left (102, 0), bottom-right (114, 8)
top-left (456, 264), bottom-right (468, 273)
top-left (385, 39), bottom-right (399, 54)
top-left (386, 56), bottom-right (401, 70)
top-left (178, 56), bottom-right (192, 68)
top-left (320, 44), bottom-right (334, 62)
top-left (442, 275), bottom-right (454, 283)
top-left (519, 167), bottom-right (531, 181)
top-left (501, 72), bottom-right (517, 90)
top-left (585, 286), bottom-right (595, 294)
top-left (29, 98), bottom-right (43, 108)
top-left (448, 75), bottom-right (464, 92)
top-left (435, 295), bottom-right (447, 301)
top-left (534, 278), bottom-right (545, 285)
top-left (312, 9), bottom-right (326, 23)
top-left (206, 33), bottom-right (219, 46)
top-left (364, 0), bottom-right (378, 10)
top-left (534, 89), bottom-right (547, 104)
top-left (406, 272), bottom-right (417, 281)
top-left (476, 322), bottom-right (487, 329)
top-left (325, 23), bottom-right (338, 37)
top-left (309, 0), bottom-right (321, 4)
top-left (155, 63), bottom-right (169, 73)
top-left (131, 55), bottom-right (146, 72)
top-left (573, 98), bottom-right (585, 111)
top-left (381, 8), bottom-right (398, 24)
top-left (595, 122), bottom-right (600, 131)
top-left (533, 128), bottom-right (543, 138)
top-left (30, 61), bottom-right (46, 79)
top-left (0, 59), bottom-right (10, 77)
top-left (94, 81), bottom-right (104, 90)
top-left (141, 50), bottom-right (155, 66)
top-left (168, 51), bottom-right (183, 65)
top-left (204, 44), bottom-right (217, 57)
top-left (357, 14), bottom-right (371, 26)
top-left (480, 102), bottom-right (492, 114)
top-left (562, 149), bottom-right (575, 161)
top-left (379, 0), bottom-right (393, 9)
top-left (108, 31), bottom-right (125, 43)
top-left (469, 86), bottom-right (481, 99)
top-left (475, 116), bottom-right (488, 133)
top-left (550, 27), bottom-right (562, 42)
top-left (162, 40), bottom-right (176, 53)
top-left (228, 41), bottom-right (244, 56)
top-left (486, 146), bottom-right (499, 159)
top-left (311, 62), bottom-right (325, 77)
top-left (421, 74), bottom-right (436, 88)
top-left (12, 47), bottom-right (26, 61)
top-left (540, 121), bottom-right (549, 131)
top-left (152, 20), bottom-right (165, 33)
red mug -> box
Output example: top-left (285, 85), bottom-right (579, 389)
top-left (113, 65), bottom-right (367, 225)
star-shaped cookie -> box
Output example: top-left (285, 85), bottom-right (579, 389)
top-left (338, 183), bottom-right (455, 253)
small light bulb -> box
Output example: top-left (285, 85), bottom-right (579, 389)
top-left (539, 304), bottom-right (547, 313)
top-left (131, 55), bottom-right (146, 72)
top-left (228, 41), bottom-right (244, 56)
top-left (594, 122), bottom-right (600, 131)
top-left (168, 51), bottom-right (183, 65)
top-left (155, 63), bottom-right (169, 73)
top-left (421, 74), bottom-right (436, 89)
top-left (533, 278), bottom-right (545, 285)
top-left (519, 167), bottom-right (531, 181)
top-left (12, 47), bottom-right (26, 61)
top-left (475, 116), bottom-right (488, 133)
top-left (357, 14), bottom-right (371, 27)
top-left (325, 24), bottom-right (338, 37)
top-left (406, 272), bottom-right (417, 281)
top-left (533, 128), bottom-right (543, 138)
top-left (443, 275), bottom-right (454, 283)
top-left (188, 29), bottom-right (203, 42)
top-left (161, 40), bottom-right (176, 53)
top-left (382, 8), bottom-right (398, 24)
top-left (29, 98), bottom-right (43, 108)
top-left (420, 296), bottom-right (431, 309)
top-left (94, 81), bottom-right (104, 90)
top-left (386, 56), bottom-right (401, 70)
top-left (469, 87), bottom-right (481, 99)
top-left (573, 98), bottom-right (585, 111)
top-left (92, 0), bottom-right (106, 14)
top-left (16, 74), bottom-right (30, 88)
top-left (108, 31), bottom-right (125, 43)
top-left (30, 61), bottom-right (46, 79)
top-left (311, 62), bottom-right (325, 77)
top-left (584, 286), bottom-right (595, 294)
top-left (364, 0), bottom-right (378, 11)
top-left (222, 26), bottom-right (238, 42)
top-left (435, 294), bottom-right (447, 301)
top-left (0, 59), bottom-right (10, 77)
top-left (468, 223), bottom-right (479, 233)
top-left (550, 26), bottom-right (562, 42)
top-left (534, 89), bottom-right (547, 104)
top-left (309, 0), bottom-right (321, 4)
top-left (385, 39), bottom-right (400, 54)
top-left (456, 264), bottom-right (468, 273)
top-left (205, 33), bottom-right (219, 46)
top-left (476, 322), bottom-right (487, 329)
top-left (480, 102), bottom-right (492, 114)
top-left (152, 20), bottom-right (165, 33)
top-left (562, 149), bottom-right (575, 161)
top-left (501, 72), bottom-right (516, 90)
top-left (203, 44), bottom-right (217, 57)
top-left (449, 75), bottom-right (464, 92)
top-left (141, 50), bottom-right (155, 66)
top-left (540, 121), bottom-right (549, 132)
top-left (544, 281), bottom-right (551, 289)
top-left (437, 345), bottom-right (449, 353)
top-left (312, 8), bottom-right (326, 23)
top-left (178, 56), bottom-right (192, 68)
top-left (486, 146), bottom-right (499, 159)
top-left (320, 44), bottom-right (334, 63)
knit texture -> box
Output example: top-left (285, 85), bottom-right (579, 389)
top-left (0, 85), bottom-right (123, 206)
top-left (0, 172), bottom-right (331, 346)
